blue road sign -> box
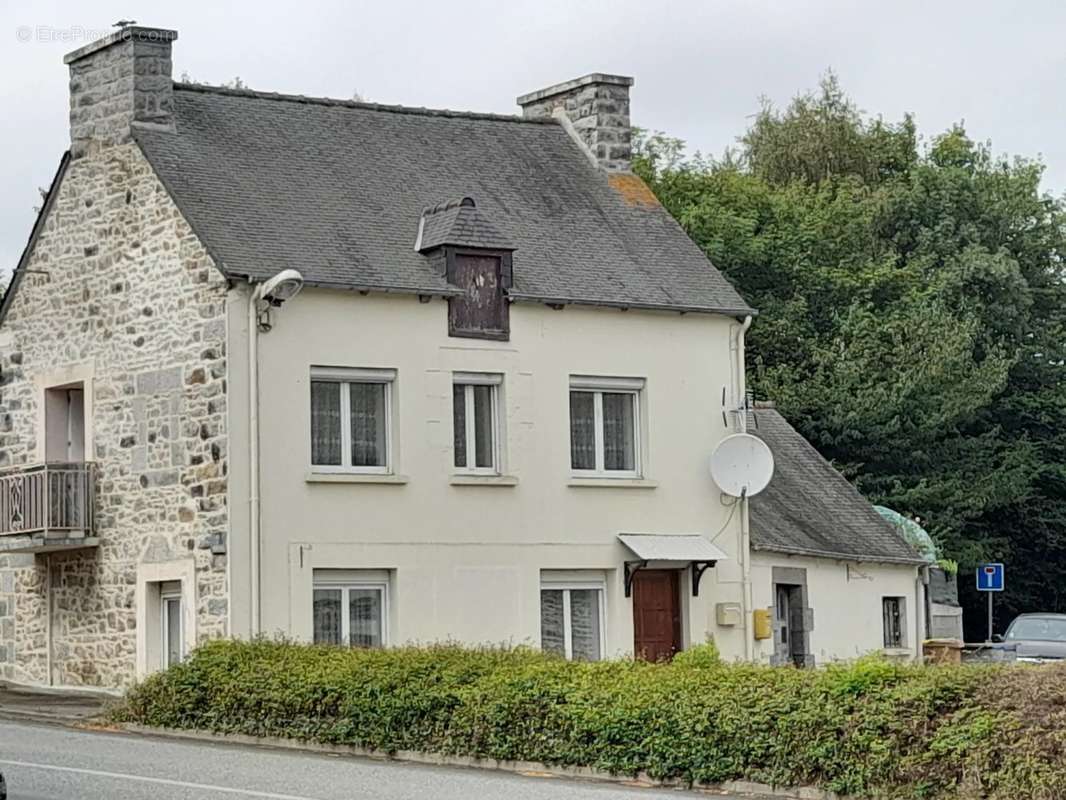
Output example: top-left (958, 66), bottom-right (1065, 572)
top-left (976, 562), bottom-right (1005, 592)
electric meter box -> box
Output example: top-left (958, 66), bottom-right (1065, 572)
top-left (753, 608), bottom-right (773, 640)
top-left (715, 602), bottom-right (742, 627)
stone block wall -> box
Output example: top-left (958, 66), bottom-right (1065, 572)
top-left (0, 141), bottom-right (229, 687)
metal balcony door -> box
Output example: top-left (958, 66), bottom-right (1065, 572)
top-left (66, 389), bottom-right (85, 461)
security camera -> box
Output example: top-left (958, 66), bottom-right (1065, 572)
top-left (258, 269), bottom-right (305, 307)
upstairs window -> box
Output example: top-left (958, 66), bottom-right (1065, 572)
top-left (453, 373), bottom-right (501, 473)
top-left (310, 367), bottom-right (395, 473)
top-left (569, 376), bottom-right (643, 477)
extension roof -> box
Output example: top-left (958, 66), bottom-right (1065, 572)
top-left (748, 406), bottom-right (924, 565)
top-left (129, 83), bottom-right (753, 315)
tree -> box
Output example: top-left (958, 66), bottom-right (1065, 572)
top-left (635, 75), bottom-right (1066, 638)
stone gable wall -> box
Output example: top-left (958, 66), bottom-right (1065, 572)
top-left (0, 141), bottom-right (228, 687)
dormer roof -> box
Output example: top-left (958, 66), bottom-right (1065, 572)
top-left (415, 197), bottom-right (515, 253)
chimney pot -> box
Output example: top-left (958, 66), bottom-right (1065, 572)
top-left (517, 73), bottom-right (634, 172)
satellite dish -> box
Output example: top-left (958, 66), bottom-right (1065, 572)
top-left (710, 433), bottom-right (774, 498)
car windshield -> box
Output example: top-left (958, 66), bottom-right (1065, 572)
top-left (1007, 617), bottom-right (1066, 642)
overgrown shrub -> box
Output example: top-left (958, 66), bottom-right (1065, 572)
top-left (671, 640), bottom-right (721, 668)
top-left (116, 640), bottom-right (1066, 799)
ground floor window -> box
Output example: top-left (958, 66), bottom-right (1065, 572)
top-left (540, 576), bottom-right (605, 661)
top-left (313, 570), bottom-right (389, 648)
top-left (135, 560), bottom-right (196, 678)
top-left (160, 581), bottom-right (184, 669)
top-left (882, 596), bottom-right (905, 648)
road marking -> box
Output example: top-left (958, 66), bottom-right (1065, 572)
top-left (0, 758), bottom-right (324, 800)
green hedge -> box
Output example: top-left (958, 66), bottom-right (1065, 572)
top-left (116, 640), bottom-right (1066, 799)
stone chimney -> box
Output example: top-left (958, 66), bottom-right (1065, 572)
top-left (63, 26), bottom-right (178, 158)
top-left (517, 73), bottom-right (634, 172)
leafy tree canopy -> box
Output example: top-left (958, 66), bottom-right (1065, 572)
top-left (635, 74), bottom-right (1066, 636)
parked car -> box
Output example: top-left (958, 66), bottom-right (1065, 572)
top-left (997, 613), bottom-right (1066, 662)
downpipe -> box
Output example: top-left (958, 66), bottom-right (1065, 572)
top-left (248, 284), bottom-right (262, 637)
top-left (730, 315), bottom-right (754, 661)
top-left (916, 564), bottom-right (930, 661)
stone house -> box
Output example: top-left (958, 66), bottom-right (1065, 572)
top-left (0, 26), bottom-right (926, 689)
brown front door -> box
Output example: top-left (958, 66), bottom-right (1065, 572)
top-left (632, 570), bottom-right (682, 661)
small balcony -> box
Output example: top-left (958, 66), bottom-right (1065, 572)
top-left (0, 462), bottom-right (99, 554)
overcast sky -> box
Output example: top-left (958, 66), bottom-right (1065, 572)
top-left (3, 0), bottom-right (1064, 279)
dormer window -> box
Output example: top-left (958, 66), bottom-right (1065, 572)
top-left (448, 251), bottom-right (510, 339)
top-left (415, 197), bottom-right (515, 341)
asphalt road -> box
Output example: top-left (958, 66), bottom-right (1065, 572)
top-left (0, 719), bottom-right (694, 800)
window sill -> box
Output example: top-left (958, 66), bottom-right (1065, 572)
top-left (450, 474), bottom-right (519, 487)
top-left (567, 477), bottom-right (658, 489)
top-left (305, 472), bottom-right (409, 485)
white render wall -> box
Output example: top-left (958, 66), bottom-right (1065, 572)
top-left (750, 552), bottom-right (922, 663)
top-left (227, 288), bottom-right (754, 660)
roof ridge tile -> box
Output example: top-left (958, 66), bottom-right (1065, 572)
top-left (173, 82), bottom-right (560, 125)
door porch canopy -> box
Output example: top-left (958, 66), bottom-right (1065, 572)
top-left (617, 534), bottom-right (728, 598)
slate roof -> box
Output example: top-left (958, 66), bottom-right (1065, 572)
top-left (748, 406), bottom-right (923, 564)
top-left (416, 197), bottom-right (515, 253)
top-left (131, 84), bottom-right (753, 315)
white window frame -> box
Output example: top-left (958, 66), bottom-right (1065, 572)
top-left (540, 578), bottom-right (607, 661)
top-left (160, 586), bottom-right (184, 670)
top-left (568, 376), bottom-right (644, 478)
top-left (453, 372), bottom-right (502, 475)
top-left (312, 572), bottom-right (390, 648)
top-left (310, 367), bottom-right (396, 475)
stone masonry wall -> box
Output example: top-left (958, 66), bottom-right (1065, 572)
top-left (0, 141), bottom-right (228, 687)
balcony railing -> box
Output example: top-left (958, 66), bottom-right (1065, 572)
top-left (0, 462), bottom-right (97, 541)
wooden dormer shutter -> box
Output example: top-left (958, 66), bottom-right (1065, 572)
top-left (446, 248), bottom-right (512, 340)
